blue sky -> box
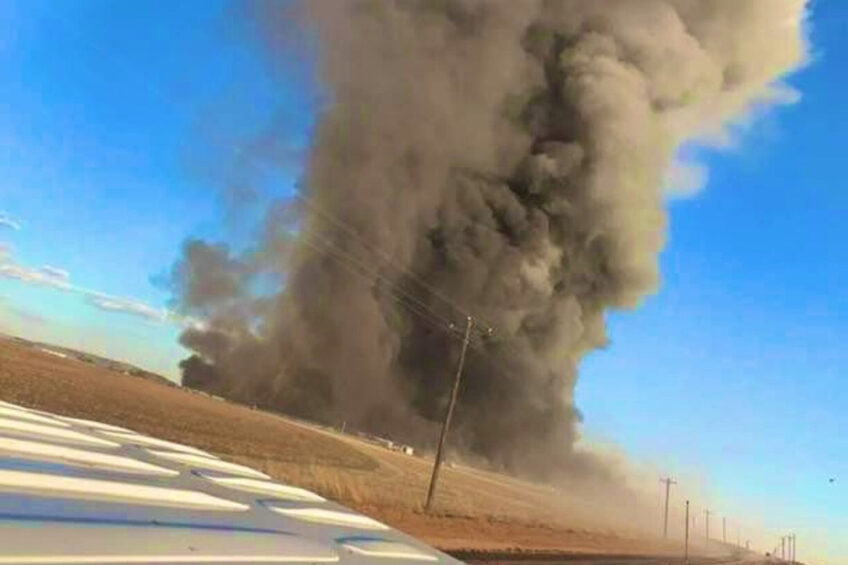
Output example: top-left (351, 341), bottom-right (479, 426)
top-left (1, 1), bottom-right (846, 562)
top-left (0, 0), bottom-right (312, 374)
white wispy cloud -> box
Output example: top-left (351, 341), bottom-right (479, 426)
top-left (40, 265), bottom-right (71, 282)
top-left (0, 213), bottom-right (20, 231)
top-left (0, 250), bottom-right (174, 324)
top-left (0, 263), bottom-right (73, 290)
top-left (85, 294), bottom-right (169, 322)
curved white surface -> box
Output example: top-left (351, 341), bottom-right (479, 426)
top-left (147, 449), bottom-right (269, 479)
top-left (0, 520), bottom-right (339, 563)
top-left (0, 417), bottom-right (119, 448)
top-left (101, 431), bottom-right (213, 457)
top-left (196, 473), bottom-right (326, 502)
top-left (0, 469), bottom-right (248, 511)
top-left (60, 417), bottom-right (132, 434)
top-left (341, 539), bottom-right (439, 561)
top-left (0, 399), bottom-right (459, 565)
top-left (0, 406), bottom-right (70, 428)
top-left (0, 437), bottom-right (178, 477)
top-left (265, 506), bottom-right (390, 530)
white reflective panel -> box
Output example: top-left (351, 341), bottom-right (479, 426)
top-left (148, 450), bottom-right (269, 479)
top-left (60, 417), bottom-right (132, 434)
top-left (0, 417), bottom-right (119, 448)
top-left (0, 437), bottom-right (178, 477)
top-left (196, 472), bottom-right (325, 502)
top-left (0, 469), bottom-right (248, 511)
top-left (0, 520), bottom-right (339, 563)
top-left (340, 539), bottom-right (439, 561)
top-left (265, 506), bottom-right (390, 530)
top-left (0, 406), bottom-right (70, 428)
top-left (102, 431), bottom-right (213, 457)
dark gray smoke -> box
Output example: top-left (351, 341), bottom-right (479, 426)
top-left (172, 0), bottom-right (808, 477)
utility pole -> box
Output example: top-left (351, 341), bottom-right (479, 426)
top-left (684, 500), bottom-right (690, 562)
top-left (705, 510), bottom-right (711, 545)
top-left (660, 477), bottom-right (677, 538)
top-left (722, 516), bottom-right (726, 544)
top-left (425, 316), bottom-right (473, 511)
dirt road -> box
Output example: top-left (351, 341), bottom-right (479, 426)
top-left (457, 553), bottom-right (773, 565)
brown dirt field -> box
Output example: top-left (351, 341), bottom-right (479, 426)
top-left (0, 336), bottom-right (689, 557)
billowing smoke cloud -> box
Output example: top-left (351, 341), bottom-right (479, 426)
top-left (172, 0), bottom-right (808, 477)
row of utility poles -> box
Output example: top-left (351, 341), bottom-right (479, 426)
top-left (778, 534), bottom-right (797, 562)
top-left (662, 477), bottom-right (797, 563)
top-left (421, 316), bottom-right (801, 564)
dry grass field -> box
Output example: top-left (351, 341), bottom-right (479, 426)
top-left (0, 336), bottom-right (696, 557)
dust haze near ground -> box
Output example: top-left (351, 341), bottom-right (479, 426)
top-left (0, 336), bottom-right (750, 557)
top-left (172, 0), bottom-right (809, 480)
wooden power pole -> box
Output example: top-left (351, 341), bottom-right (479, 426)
top-left (705, 510), bottom-right (711, 545)
top-left (425, 316), bottom-right (473, 511)
top-left (660, 477), bottom-right (677, 538)
top-left (684, 500), bottom-right (690, 562)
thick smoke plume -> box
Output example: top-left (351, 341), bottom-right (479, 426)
top-left (173, 0), bottom-right (808, 477)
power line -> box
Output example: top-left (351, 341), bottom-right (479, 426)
top-left (299, 221), bottom-right (541, 382)
top-left (298, 231), bottom-right (533, 392)
top-left (294, 192), bottom-right (499, 330)
top-left (297, 228), bottom-right (459, 329)
top-left (299, 227), bottom-right (523, 397)
top-left (302, 230), bottom-right (544, 423)
top-left (296, 231), bottom-right (459, 337)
